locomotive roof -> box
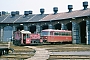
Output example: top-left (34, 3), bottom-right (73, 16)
top-left (42, 29), bottom-right (71, 32)
top-left (20, 30), bottom-right (31, 34)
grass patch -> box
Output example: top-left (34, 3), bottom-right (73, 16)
top-left (0, 42), bottom-right (35, 59)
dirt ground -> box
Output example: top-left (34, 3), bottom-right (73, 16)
top-left (34, 44), bottom-right (90, 52)
top-left (1, 42), bottom-right (90, 60)
top-left (0, 42), bottom-right (35, 60)
top-left (35, 44), bottom-right (90, 60)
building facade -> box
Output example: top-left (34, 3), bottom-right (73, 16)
top-left (0, 1), bottom-right (90, 44)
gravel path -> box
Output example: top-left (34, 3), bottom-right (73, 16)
top-left (25, 46), bottom-right (50, 60)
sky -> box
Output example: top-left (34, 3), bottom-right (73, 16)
top-left (0, 0), bottom-right (90, 14)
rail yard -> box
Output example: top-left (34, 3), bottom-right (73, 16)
top-left (0, 42), bottom-right (35, 60)
top-left (0, 42), bottom-right (90, 60)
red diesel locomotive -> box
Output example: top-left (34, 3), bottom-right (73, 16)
top-left (13, 30), bottom-right (41, 45)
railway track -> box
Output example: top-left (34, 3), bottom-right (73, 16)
top-left (0, 52), bottom-right (35, 60)
top-left (0, 51), bottom-right (35, 60)
top-left (1, 43), bottom-right (90, 60)
top-left (0, 42), bottom-right (35, 60)
top-left (35, 44), bottom-right (90, 60)
top-left (48, 55), bottom-right (90, 60)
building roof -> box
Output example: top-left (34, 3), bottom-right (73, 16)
top-left (0, 8), bottom-right (90, 23)
top-left (40, 8), bottom-right (90, 21)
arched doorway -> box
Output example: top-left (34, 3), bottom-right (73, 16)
top-left (79, 21), bottom-right (86, 44)
top-left (17, 25), bottom-right (24, 31)
top-left (42, 25), bottom-right (48, 30)
top-left (54, 23), bottom-right (61, 30)
top-left (29, 25), bottom-right (36, 33)
top-left (3, 26), bottom-right (13, 42)
top-left (66, 22), bottom-right (72, 31)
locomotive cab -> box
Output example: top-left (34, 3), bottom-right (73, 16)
top-left (22, 33), bottom-right (31, 44)
top-left (13, 30), bottom-right (42, 45)
top-left (13, 30), bottom-right (31, 45)
top-left (19, 30), bottom-right (31, 45)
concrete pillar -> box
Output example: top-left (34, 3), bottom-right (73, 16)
top-left (28, 26), bottom-right (30, 32)
top-left (36, 25), bottom-right (40, 33)
top-left (61, 23), bottom-right (67, 30)
top-left (13, 26), bottom-right (16, 31)
top-left (40, 26), bottom-right (42, 32)
top-left (24, 25), bottom-right (28, 31)
top-left (86, 20), bottom-right (90, 44)
top-left (72, 22), bottom-right (80, 44)
top-left (12, 26), bottom-right (16, 40)
top-left (0, 26), bottom-right (3, 41)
